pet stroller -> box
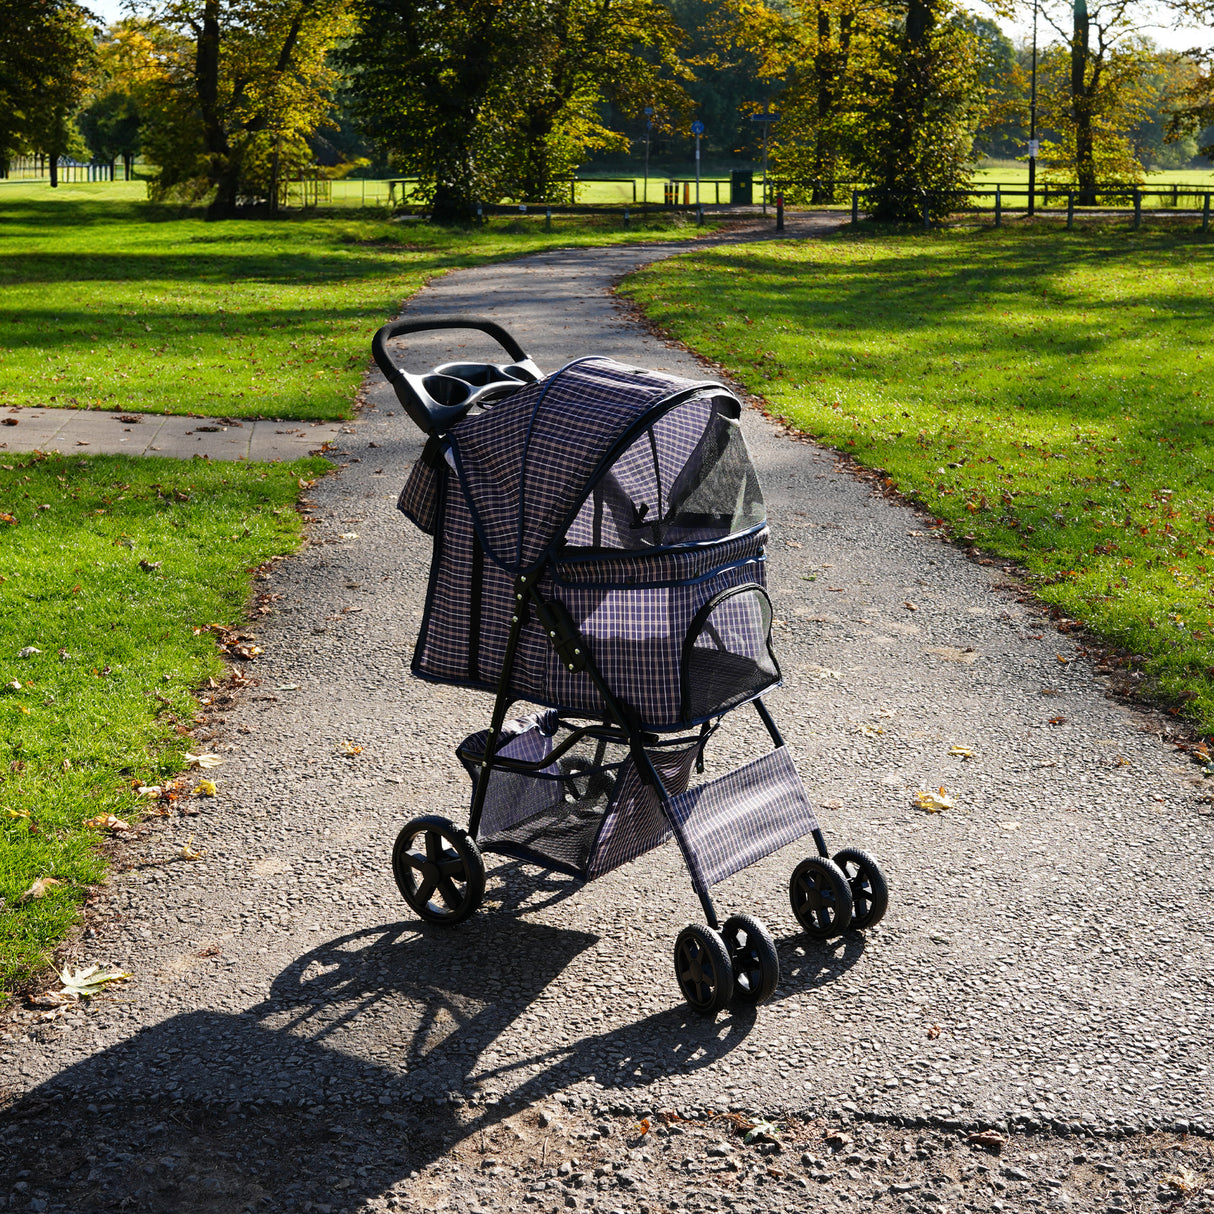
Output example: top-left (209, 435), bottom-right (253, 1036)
top-left (373, 316), bottom-right (888, 1013)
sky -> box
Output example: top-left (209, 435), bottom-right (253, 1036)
top-left (85, 0), bottom-right (1210, 52)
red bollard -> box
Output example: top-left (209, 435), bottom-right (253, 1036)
top-left (776, 192), bottom-right (784, 232)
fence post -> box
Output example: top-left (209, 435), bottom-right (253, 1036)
top-left (696, 204), bottom-right (704, 226)
top-left (1067, 191), bottom-right (1074, 229)
top-left (851, 189), bottom-right (858, 224)
top-left (1173, 183), bottom-right (1179, 208)
top-left (995, 186), bottom-right (1002, 228)
top-left (1204, 193), bottom-right (1210, 233)
top-left (545, 207), bottom-right (551, 231)
top-left (775, 192), bottom-right (784, 232)
top-left (624, 209), bottom-right (630, 228)
top-left (1133, 188), bottom-right (1141, 229)
top-left (1043, 183), bottom-right (1049, 209)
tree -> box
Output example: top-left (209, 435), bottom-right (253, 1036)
top-left (0, 0), bottom-right (96, 182)
top-left (1167, 49), bottom-right (1214, 161)
top-left (339, 0), bottom-right (692, 220)
top-left (961, 12), bottom-right (1027, 161)
top-left (79, 22), bottom-right (159, 178)
top-left (848, 0), bottom-right (982, 221)
top-left (136, 0), bottom-right (354, 214)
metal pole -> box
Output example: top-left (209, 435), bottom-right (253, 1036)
top-left (995, 186), bottom-right (1002, 227)
top-left (643, 106), bottom-right (653, 212)
top-left (852, 189), bottom-right (858, 224)
top-left (695, 133), bottom-right (701, 210)
top-left (1133, 188), bottom-right (1142, 229)
top-left (1067, 191), bottom-right (1074, 229)
top-left (761, 117), bottom-right (770, 216)
top-left (1204, 192), bottom-right (1210, 233)
top-left (1028, 0), bottom-right (1038, 217)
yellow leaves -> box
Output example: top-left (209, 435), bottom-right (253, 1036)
top-left (915, 786), bottom-right (955, 812)
top-left (856, 723), bottom-right (884, 738)
top-left (18, 876), bottom-right (64, 902)
top-left (180, 834), bottom-right (206, 860)
top-left (338, 741), bottom-right (363, 756)
top-left (83, 813), bottom-right (131, 832)
top-left (57, 964), bottom-right (132, 999)
top-left (5, 806), bottom-right (30, 820)
top-left (185, 751), bottom-right (222, 769)
top-left (191, 779), bottom-right (217, 797)
top-left (1160, 1168), bottom-right (1201, 1196)
top-left (948, 744), bottom-right (974, 759)
top-left (630, 1118), bottom-right (651, 1137)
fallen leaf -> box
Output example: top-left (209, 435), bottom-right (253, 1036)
top-left (17, 646), bottom-right (41, 659)
top-left (29, 991), bottom-right (73, 1008)
top-left (276, 683), bottom-right (301, 691)
top-left (18, 876), bottom-right (64, 901)
top-left (1161, 1168), bottom-right (1201, 1195)
top-left (138, 559), bottom-right (162, 572)
top-left (339, 532), bottom-right (359, 540)
top-left (191, 779), bottom-right (217, 797)
top-left (179, 834), bottom-right (206, 860)
top-left (184, 752), bottom-right (222, 769)
top-left (135, 785), bottom-right (163, 798)
top-left (857, 723), bottom-right (884, 738)
top-left (915, 786), bottom-right (954, 812)
top-left (998, 821), bottom-right (1021, 831)
top-left (630, 1118), bottom-right (651, 1137)
top-left (927, 1023), bottom-right (943, 1039)
top-left (57, 964), bottom-right (132, 999)
top-left (948, 745), bottom-right (974, 759)
top-left (876, 708), bottom-right (897, 719)
top-left (5, 806), bottom-right (30, 819)
top-left (904, 601), bottom-right (917, 611)
top-left (1056, 653), bottom-right (1070, 664)
top-left (1048, 716), bottom-right (1067, 726)
top-left (83, 813), bottom-right (131, 832)
top-left (339, 741), bottom-right (363, 756)
top-left (0, 513), bottom-right (16, 525)
top-left (926, 646), bottom-right (980, 664)
top-left (743, 1119), bottom-right (782, 1145)
top-left (5, 679), bottom-right (22, 691)
top-left (966, 1130), bottom-right (1006, 1154)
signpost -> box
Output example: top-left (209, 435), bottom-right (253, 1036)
top-left (643, 106), bottom-right (654, 210)
top-left (750, 110), bottom-right (780, 214)
top-left (691, 120), bottom-right (704, 211)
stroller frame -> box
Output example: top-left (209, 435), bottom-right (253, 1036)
top-left (373, 316), bottom-right (888, 1014)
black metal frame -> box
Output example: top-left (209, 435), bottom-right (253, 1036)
top-left (459, 572), bottom-right (814, 931)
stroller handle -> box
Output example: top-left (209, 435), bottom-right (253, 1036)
top-left (372, 316), bottom-right (541, 436)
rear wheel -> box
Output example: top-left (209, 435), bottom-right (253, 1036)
top-left (789, 856), bottom-right (853, 939)
top-left (721, 914), bottom-right (779, 1005)
top-left (392, 815), bottom-right (485, 925)
top-left (673, 924), bottom-right (734, 1014)
top-left (832, 848), bottom-right (889, 930)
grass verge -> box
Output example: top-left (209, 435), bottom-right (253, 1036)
top-left (0, 451), bottom-right (328, 1003)
top-left (619, 221), bottom-right (1214, 733)
top-left (0, 181), bottom-right (709, 422)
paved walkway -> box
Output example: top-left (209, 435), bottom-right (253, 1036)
top-left (0, 406), bottom-right (344, 461)
top-left (2, 212), bottom-right (1211, 1214)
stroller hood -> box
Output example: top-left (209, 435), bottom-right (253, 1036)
top-left (432, 356), bottom-right (761, 573)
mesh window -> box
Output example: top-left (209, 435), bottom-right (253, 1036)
top-left (563, 394), bottom-right (765, 551)
top-left (681, 585), bottom-right (780, 722)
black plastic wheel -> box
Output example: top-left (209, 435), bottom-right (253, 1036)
top-left (789, 855), bottom-right (854, 939)
top-left (832, 847), bottom-right (889, 930)
top-left (673, 924), bottom-right (734, 1014)
top-left (721, 914), bottom-right (780, 1005)
top-left (392, 815), bottom-right (485, 925)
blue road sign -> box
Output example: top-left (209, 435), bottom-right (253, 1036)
top-left (691, 120), bottom-right (705, 135)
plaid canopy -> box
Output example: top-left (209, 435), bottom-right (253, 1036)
top-left (445, 357), bottom-right (739, 573)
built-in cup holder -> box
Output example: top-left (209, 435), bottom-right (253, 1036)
top-left (435, 362), bottom-right (515, 386)
top-left (421, 374), bottom-right (473, 407)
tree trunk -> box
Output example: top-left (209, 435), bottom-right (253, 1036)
top-left (811, 9), bottom-right (853, 204)
top-left (198, 0), bottom-right (238, 214)
top-left (1071, 0), bottom-right (1097, 204)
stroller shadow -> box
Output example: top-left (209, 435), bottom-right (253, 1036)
top-left (2, 907), bottom-right (867, 1212)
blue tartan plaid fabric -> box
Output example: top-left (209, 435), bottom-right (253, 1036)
top-left (446, 359), bottom-right (744, 572)
top-left (666, 746), bottom-right (820, 892)
top-left (457, 713), bottom-right (563, 838)
top-left (405, 356), bottom-right (778, 726)
top-left (586, 741), bottom-right (701, 878)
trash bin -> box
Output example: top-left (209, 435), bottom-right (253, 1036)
top-left (730, 170), bottom-right (753, 206)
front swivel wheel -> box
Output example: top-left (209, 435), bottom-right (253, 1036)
top-left (832, 847), bottom-right (889, 930)
top-left (722, 914), bottom-right (779, 1005)
top-left (674, 924), bottom-right (734, 1014)
top-left (392, 815), bottom-right (485, 925)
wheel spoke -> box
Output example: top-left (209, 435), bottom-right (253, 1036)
top-left (415, 876), bottom-right (437, 906)
top-left (436, 875), bottom-right (464, 909)
top-left (425, 830), bottom-right (444, 863)
top-left (437, 853), bottom-right (466, 878)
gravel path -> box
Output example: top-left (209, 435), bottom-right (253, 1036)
top-left (3, 213), bottom-right (1213, 1214)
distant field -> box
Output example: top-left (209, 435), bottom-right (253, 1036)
top-left (621, 223), bottom-right (1214, 732)
top-left (0, 182), bottom-right (708, 421)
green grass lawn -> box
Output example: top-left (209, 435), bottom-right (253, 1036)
top-left (619, 222), bottom-right (1214, 733)
top-left (0, 451), bottom-right (328, 1001)
top-left (0, 181), bottom-right (707, 422)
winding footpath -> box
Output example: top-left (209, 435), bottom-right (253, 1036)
top-left (3, 213), bottom-right (1213, 1214)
